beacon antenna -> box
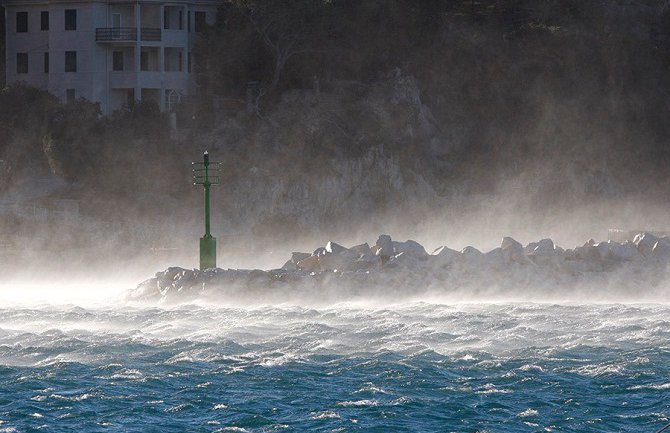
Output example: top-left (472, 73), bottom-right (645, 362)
top-left (192, 150), bottom-right (221, 270)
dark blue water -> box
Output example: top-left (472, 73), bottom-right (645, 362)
top-left (0, 303), bottom-right (668, 432)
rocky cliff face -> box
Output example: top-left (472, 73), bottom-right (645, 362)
top-left (207, 71), bottom-right (451, 237)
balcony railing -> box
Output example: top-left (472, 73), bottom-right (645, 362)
top-left (140, 28), bottom-right (161, 41)
top-left (96, 27), bottom-right (161, 42)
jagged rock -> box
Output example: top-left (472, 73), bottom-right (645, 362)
top-left (313, 247), bottom-right (327, 257)
top-left (594, 240), bottom-right (640, 262)
top-left (393, 240), bottom-right (428, 258)
top-left (529, 238), bottom-right (555, 254)
top-left (484, 248), bottom-right (506, 266)
top-left (594, 241), bottom-right (614, 261)
top-left (319, 253), bottom-right (356, 271)
top-left (573, 242), bottom-right (603, 262)
top-left (376, 235), bottom-right (394, 257)
top-left (350, 243), bottom-right (373, 256)
top-left (325, 241), bottom-right (348, 255)
top-left (501, 237), bottom-right (523, 251)
top-left (282, 260), bottom-right (297, 271)
top-left (501, 237), bottom-right (532, 265)
top-left (431, 246), bottom-right (460, 263)
top-left (291, 252), bottom-right (311, 264)
top-left (387, 251), bottom-right (416, 268)
top-left (297, 255), bottom-right (320, 270)
top-left (461, 246), bottom-right (482, 258)
top-left (634, 233), bottom-right (658, 257)
top-left (526, 239), bottom-right (563, 265)
top-left (614, 241), bottom-right (641, 260)
top-left (128, 233), bottom-right (670, 304)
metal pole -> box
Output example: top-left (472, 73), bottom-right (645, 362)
top-left (195, 150), bottom-right (218, 270)
top-left (204, 151), bottom-right (211, 237)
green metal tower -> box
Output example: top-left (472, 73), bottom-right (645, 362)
top-left (192, 151), bottom-right (220, 270)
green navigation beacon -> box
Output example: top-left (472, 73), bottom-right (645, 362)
top-left (192, 151), bottom-right (221, 270)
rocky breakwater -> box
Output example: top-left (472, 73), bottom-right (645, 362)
top-left (128, 233), bottom-right (670, 304)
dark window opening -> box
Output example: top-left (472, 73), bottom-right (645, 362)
top-left (41, 11), bottom-right (49, 31)
top-left (65, 51), bottom-right (77, 72)
top-left (65, 9), bottom-right (77, 31)
top-left (17, 53), bottom-right (28, 74)
top-left (140, 51), bottom-right (149, 71)
top-left (178, 10), bottom-right (183, 30)
top-left (44, 52), bottom-right (49, 73)
top-left (66, 89), bottom-right (76, 103)
top-left (163, 8), bottom-right (169, 30)
top-left (16, 12), bottom-right (28, 33)
top-left (178, 52), bottom-right (183, 72)
top-left (187, 11), bottom-right (191, 32)
top-left (194, 11), bottom-right (206, 33)
top-left (127, 89), bottom-right (135, 109)
top-left (113, 51), bottom-right (124, 71)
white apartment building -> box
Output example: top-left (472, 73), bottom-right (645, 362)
top-left (3, 0), bottom-right (221, 114)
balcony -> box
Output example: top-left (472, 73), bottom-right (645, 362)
top-left (96, 27), bottom-right (161, 43)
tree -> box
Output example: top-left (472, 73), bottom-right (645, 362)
top-left (232, 0), bottom-right (333, 90)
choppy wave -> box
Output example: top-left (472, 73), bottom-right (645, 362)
top-left (0, 302), bottom-right (667, 432)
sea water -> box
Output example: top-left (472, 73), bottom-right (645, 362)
top-left (0, 302), bottom-right (667, 432)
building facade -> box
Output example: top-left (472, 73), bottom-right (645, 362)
top-left (3, 0), bottom-right (220, 114)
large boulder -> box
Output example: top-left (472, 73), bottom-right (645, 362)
top-left (393, 240), bottom-right (428, 258)
top-left (296, 255), bottom-right (320, 270)
top-left (526, 238), bottom-right (563, 265)
top-left (320, 244), bottom-right (360, 271)
top-left (461, 246), bottom-right (482, 258)
top-left (634, 233), bottom-right (659, 257)
top-left (350, 243), bottom-right (373, 256)
top-left (501, 237), bottom-right (532, 265)
top-left (612, 241), bottom-right (640, 261)
top-left (431, 246), bottom-right (460, 262)
top-left (375, 234), bottom-right (394, 257)
top-left (594, 240), bottom-right (640, 262)
top-left (325, 241), bottom-right (349, 255)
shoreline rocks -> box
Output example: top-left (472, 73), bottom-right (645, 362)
top-left (128, 233), bottom-right (670, 304)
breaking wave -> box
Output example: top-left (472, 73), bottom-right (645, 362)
top-left (0, 301), bottom-right (667, 431)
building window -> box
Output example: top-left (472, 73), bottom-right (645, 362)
top-left (164, 8), bottom-right (170, 30)
top-left (66, 89), bottom-right (76, 103)
top-left (41, 11), bottom-right (49, 31)
top-left (17, 53), bottom-right (28, 74)
top-left (113, 51), bottom-right (124, 71)
top-left (16, 12), bottom-right (28, 33)
top-left (188, 52), bottom-right (192, 73)
top-left (194, 12), bottom-right (206, 33)
top-left (65, 9), bottom-right (77, 31)
top-left (65, 51), bottom-right (77, 72)
top-left (44, 52), bottom-right (49, 73)
top-left (187, 11), bottom-right (191, 32)
top-left (140, 51), bottom-right (149, 71)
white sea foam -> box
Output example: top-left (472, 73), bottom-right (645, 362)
top-left (518, 409), bottom-right (539, 417)
top-left (336, 399), bottom-right (379, 407)
top-left (311, 410), bottom-right (341, 420)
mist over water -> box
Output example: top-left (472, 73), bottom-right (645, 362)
top-left (2, 1), bottom-right (670, 431)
